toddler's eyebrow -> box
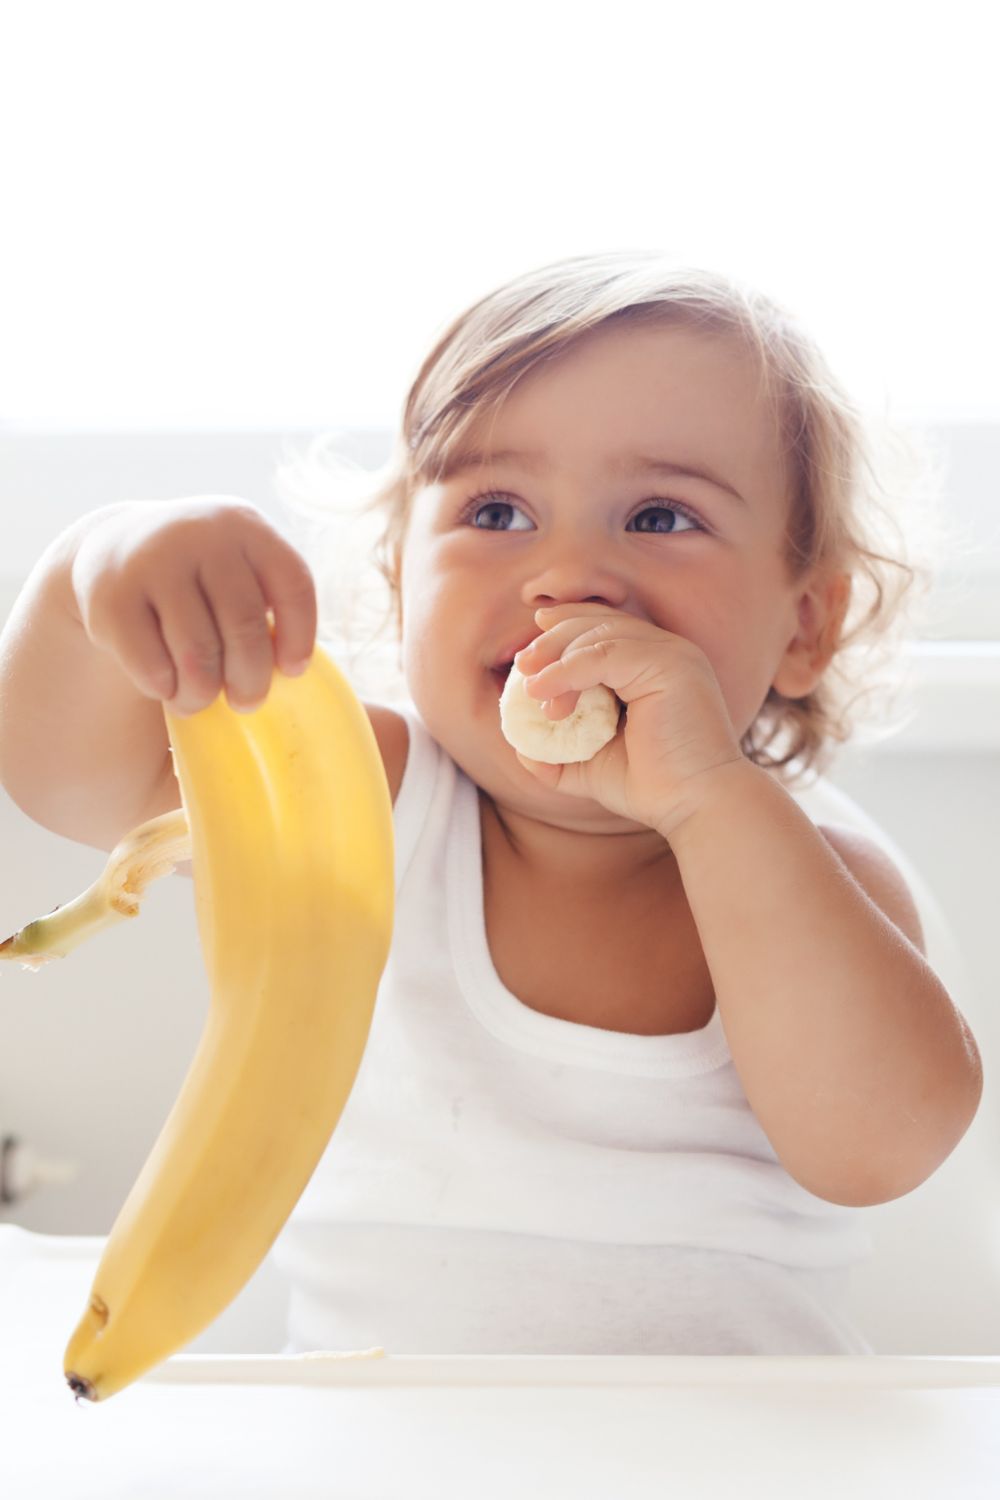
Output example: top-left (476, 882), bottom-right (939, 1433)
top-left (443, 447), bottom-right (746, 505)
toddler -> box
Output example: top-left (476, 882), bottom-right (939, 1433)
top-left (0, 251), bottom-right (983, 1355)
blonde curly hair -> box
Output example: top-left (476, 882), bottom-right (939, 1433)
top-left (276, 251), bottom-right (936, 785)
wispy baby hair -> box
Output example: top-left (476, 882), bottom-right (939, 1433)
top-left (276, 250), bottom-right (934, 783)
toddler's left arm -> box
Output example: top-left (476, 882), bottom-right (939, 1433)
top-left (665, 762), bottom-right (983, 1208)
top-left (518, 602), bottom-right (983, 1208)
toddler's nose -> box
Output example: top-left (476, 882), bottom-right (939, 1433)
top-left (520, 528), bottom-right (631, 619)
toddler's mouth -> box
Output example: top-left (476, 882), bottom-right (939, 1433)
top-left (488, 632), bottom-right (540, 696)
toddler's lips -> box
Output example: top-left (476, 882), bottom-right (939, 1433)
top-left (490, 663), bottom-right (514, 696)
top-left (488, 631), bottom-right (540, 698)
top-left (490, 633), bottom-right (541, 674)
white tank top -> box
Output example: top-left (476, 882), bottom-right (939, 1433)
top-left (271, 700), bottom-right (875, 1355)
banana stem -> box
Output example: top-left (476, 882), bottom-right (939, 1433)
top-left (0, 809), bottom-right (192, 970)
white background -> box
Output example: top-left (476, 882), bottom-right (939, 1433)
top-left (1, 0), bottom-right (997, 429)
top-left (2, 1), bottom-right (997, 641)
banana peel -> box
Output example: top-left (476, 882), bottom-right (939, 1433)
top-left (0, 810), bottom-right (191, 970)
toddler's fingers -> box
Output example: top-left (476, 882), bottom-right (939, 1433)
top-left (111, 596), bottom-right (180, 704)
top-left (240, 532), bottom-right (318, 676)
top-left (194, 553), bottom-right (279, 711)
top-left (543, 691), bottom-right (579, 720)
top-left (152, 577), bottom-right (229, 716)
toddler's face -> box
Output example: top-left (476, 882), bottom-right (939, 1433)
top-left (399, 320), bottom-right (832, 830)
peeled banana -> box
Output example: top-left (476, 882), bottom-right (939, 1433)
top-left (499, 662), bottom-right (620, 763)
top-left (4, 646), bottom-right (394, 1401)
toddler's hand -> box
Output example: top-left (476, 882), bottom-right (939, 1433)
top-left (511, 603), bottom-right (744, 840)
top-left (69, 497), bottom-right (318, 716)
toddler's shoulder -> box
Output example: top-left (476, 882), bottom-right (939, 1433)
top-left (364, 704), bottom-right (410, 804)
top-left (817, 824), bottom-right (925, 954)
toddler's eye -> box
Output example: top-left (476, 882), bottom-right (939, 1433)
top-left (629, 505), bottom-right (701, 534)
top-left (461, 493), bottom-right (704, 535)
top-left (464, 495), bottom-right (532, 531)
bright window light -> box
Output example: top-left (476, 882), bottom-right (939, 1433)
top-left (1, 5), bottom-right (997, 642)
top-left (0, 4), bottom-right (996, 430)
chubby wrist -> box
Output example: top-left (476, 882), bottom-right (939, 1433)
top-left (655, 757), bottom-right (772, 849)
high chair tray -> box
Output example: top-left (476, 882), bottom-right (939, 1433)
top-left (146, 1349), bottom-right (1000, 1388)
top-left (4, 1352), bottom-right (1000, 1500)
top-left (4, 1226), bottom-right (1000, 1497)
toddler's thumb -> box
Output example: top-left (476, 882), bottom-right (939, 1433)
top-left (515, 752), bottom-right (562, 787)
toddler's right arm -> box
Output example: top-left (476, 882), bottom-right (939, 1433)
top-left (0, 496), bottom-right (318, 852)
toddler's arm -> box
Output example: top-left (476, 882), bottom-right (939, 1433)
top-left (0, 497), bottom-right (316, 852)
top-left (665, 762), bottom-right (984, 1207)
top-left (514, 603), bottom-right (981, 1208)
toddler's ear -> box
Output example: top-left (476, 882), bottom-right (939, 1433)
top-left (772, 571), bottom-right (852, 699)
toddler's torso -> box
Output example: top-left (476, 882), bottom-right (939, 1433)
top-left (480, 788), bottom-right (716, 1035)
top-left (271, 694), bottom-right (874, 1356)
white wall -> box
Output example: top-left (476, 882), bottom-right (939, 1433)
top-left (1, 429), bottom-right (998, 1355)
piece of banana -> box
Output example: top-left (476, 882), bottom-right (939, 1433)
top-left (499, 662), bottom-right (620, 764)
top-left (49, 646), bottom-right (395, 1402)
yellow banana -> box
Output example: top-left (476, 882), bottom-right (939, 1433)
top-left (3, 646), bottom-right (394, 1401)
